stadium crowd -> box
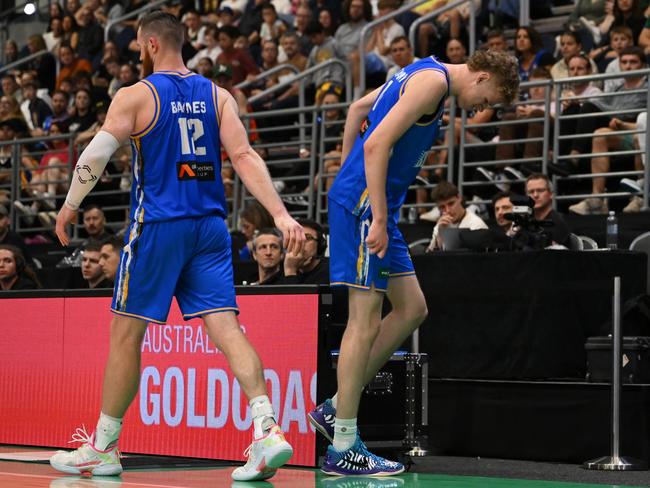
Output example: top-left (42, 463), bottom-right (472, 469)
top-left (0, 0), bottom-right (649, 290)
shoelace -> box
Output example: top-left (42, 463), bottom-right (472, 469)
top-left (242, 443), bottom-right (253, 460)
top-left (68, 425), bottom-right (92, 445)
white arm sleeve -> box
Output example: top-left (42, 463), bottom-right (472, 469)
top-left (64, 130), bottom-right (121, 210)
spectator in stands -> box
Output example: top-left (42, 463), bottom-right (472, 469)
top-left (65, 0), bottom-right (81, 16)
top-left (258, 2), bottom-right (287, 45)
top-left (195, 57), bottom-right (215, 78)
top-left (213, 64), bottom-right (249, 115)
top-left (567, 46), bottom-right (647, 193)
top-left (590, 25), bottom-right (633, 75)
top-left (237, 201), bottom-right (274, 261)
top-left (293, 4), bottom-right (314, 57)
top-left (0, 205), bottom-right (31, 262)
top-left (496, 68), bottom-right (554, 166)
top-left (281, 219), bottom-right (329, 284)
top-left (569, 78), bottom-right (645, 213)
top-left (526, 174), bottom-right (570, 246)
top-left (76, 5), bottom-right (104, 63)
top-left (250, 39), bottom-right (280, 94)
top-left (44, 17), bottom-right (64, 53)
top-left (99, 235), bottom-right (121, 284)
top-left (2, 75), bottom-right (22, 104)
top-left (446, 38), bottom-right (467, 64)
top-left (3, 40), bottom-right (19, 67)
top-left (492, 192), bottom-right (516, 236)
top-left (94, 0), bottom-right (126, 35)
top-left (365, 0), bottom-right (405, 74)
top-left (486, 29), bottom-right (508, 52)
top-left (216, 6), bottom-right (235, 28)
top-left (335, 0), bottom-right (372, 95)
top-left (220, 0), bottom-right (248, 18)
top-left (61, 15), bottom-right (79, 51)
top-left (515, 26), bottom-right (555, 83)
top-left (318, 7), bottom-right (339, 37)
top-left (249, 227), bottom-right (285, 285)
top-left (187, 25), bottom-right (222, 71)
top-left (40, 90), bottom-right (70, 134)
top-left (596, 0), bottom-right (645, 48)
top-left (20, 81), bottom-right (52, 134)
top-left (0, 96), bottom-right (26, 126)
top-left (558, 53), bottom-right (603, 162)
top-left (49, 2), bottom-right (64, 22)
top-left (305, 20), bottom-right (346, 93)
top-left (25, 35), bottom-right (57, 94)
top-left (82, 204), bottom-right (112, 242)
top-left (551, 31), bottom-right (598, 80)
top-left (386, 36), bottom-right (418, 80)
top-left (216, 25), bottom-right (260, 85)
top-left (183, 9), bottom-right (207, 52)
top-left (118, 63), bottom-right (139, 90)
top-left (0, 244), bottom-right (41, 290)
top-left (56, 44), bottom-right (92, 90)
top-left (81, 239), bottom-right (112, 289)
top-left (426, 181), bottom-right (488, 252)
top-left (103, 59), bottom-right (122, 98)
top-left (603, 26), bottom-right (635, 92)
top-left (67, 88), bottom-right (96, 133)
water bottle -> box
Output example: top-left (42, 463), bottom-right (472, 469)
top-left (606, 211), bottom-right (618, 250)
top-left (408, 207), bottom-right (418, 224)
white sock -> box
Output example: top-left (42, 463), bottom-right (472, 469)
top-left (331, 393), bottom-right (338, 409)
top-left (249, 395), bottom-right (276, 439)
top-left (333, 417), bottom-right (357, 452)
top-left (94, 412), bottom-right (122, 450)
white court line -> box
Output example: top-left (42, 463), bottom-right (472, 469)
top-left (0, 471), bottom-right (215, 488)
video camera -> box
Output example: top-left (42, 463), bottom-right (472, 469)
top-left (504, 195), bottom-right (553, 251)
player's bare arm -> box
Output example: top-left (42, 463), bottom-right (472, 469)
top-left (363, 71), bottom-right (447, 258)
top-left (340, 86), bottom-right (382, 164)
top-left (217, 86), bottom-right (305, 253)
top-left (54, 83), bottom-right (150, 246)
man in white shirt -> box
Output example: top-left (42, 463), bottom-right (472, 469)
top-left (427, 181), bottom-right (488, 251)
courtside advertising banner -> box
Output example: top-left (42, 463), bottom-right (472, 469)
top-left (0, 292), bottom-right (319, 465)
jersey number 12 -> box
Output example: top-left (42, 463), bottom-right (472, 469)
top-left (178, 117), bottom-right (206, 156)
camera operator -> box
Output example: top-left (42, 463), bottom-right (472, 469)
top-left (524, 173), bottom-right (570, 247)
top-left (492, 191), bottom-right (517, 237)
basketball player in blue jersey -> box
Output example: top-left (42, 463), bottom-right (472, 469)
top-left (49, 12), bottom-right (304, 482)
top-left (309, 50), bottom-right (520, 475)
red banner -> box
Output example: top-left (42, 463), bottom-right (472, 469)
top-left (0, 293), bottom-right (319, 466)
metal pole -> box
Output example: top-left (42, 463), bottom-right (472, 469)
top-left (643, 87), bottom-right (650, 211)
top-left (447, 95), bottom-right (456, 184)
top-left (519, 0), bottom-right (530, 27)
top-left (583, 277), bottom-right (648, 471)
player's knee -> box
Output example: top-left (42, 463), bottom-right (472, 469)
top-left (109, 316), bottom-right (146, 350)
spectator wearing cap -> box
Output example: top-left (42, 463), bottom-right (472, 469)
top-left (217, 6), bottom-right (235, 27)
top-left (305, 20), bottom-right (346, 92)
top-left (188, 25), bottom-right (222, 71)
top-left (56, 44), bottom-right (92, 90)
top-left (216, 25), bottom-right (260, 85)
top-left (0, 204), bottom-right (31, 264)
top-left (20, 81), bottom-right (52, 135)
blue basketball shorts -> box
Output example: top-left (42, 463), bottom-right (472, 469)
top-left (111, 214), bottom-right (238, 323)
top-left (328, 199), bottom-right (415, 292)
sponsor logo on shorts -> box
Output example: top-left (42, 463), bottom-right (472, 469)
top-left (177, 162), bottom-right (216, 181)
top-left (379, 268), bottom-right (390, 278)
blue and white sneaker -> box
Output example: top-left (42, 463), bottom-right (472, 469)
top-left (308, 399), bottom-right (336, 442)
top-left (321, 436), bottom-right (404, 477)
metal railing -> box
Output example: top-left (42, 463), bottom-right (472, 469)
top-left (407, 0), bottom-right (477, 64)
top-left (357, 0), bottom-right (430, 95)
top-left (234, 63), bottom-right (299, 92)
top-left (104, 0), bottom-right (167, 42)
top-left (0, 49), bottom-right (50, 76)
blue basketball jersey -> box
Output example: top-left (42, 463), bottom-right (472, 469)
top-left (129, 71), bottom-right (226, 223)
top-left (328, 57), bottom-right (450, 217)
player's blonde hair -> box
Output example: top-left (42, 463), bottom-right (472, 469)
top-left (467, 50), bottom-right (520, 105)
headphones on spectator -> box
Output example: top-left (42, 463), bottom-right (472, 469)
top-left (298, 219), bottom-right (327, 257)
